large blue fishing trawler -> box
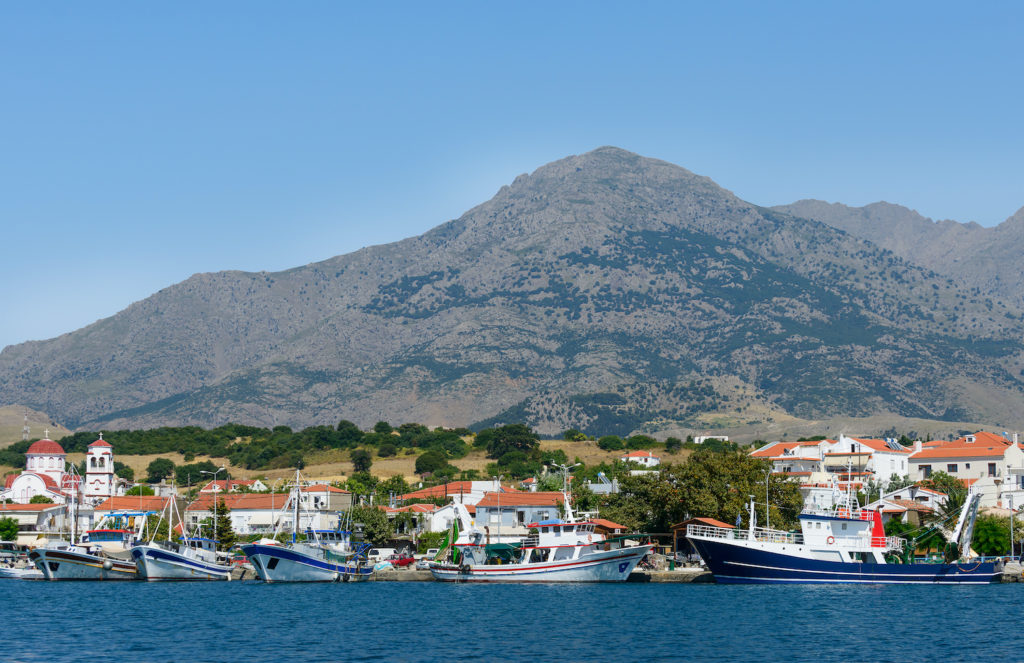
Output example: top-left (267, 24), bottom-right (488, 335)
top-left (687, 488), bottom-right (1001, 584)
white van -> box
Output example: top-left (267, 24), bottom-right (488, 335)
top-left (367, 547), bottom-right (397, 562)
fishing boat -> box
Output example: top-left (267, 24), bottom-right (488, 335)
top-left (132, 537), bottom-right (233, 581)
top-left (429, 471), bottom-right (653, 582)
top-left (240, 471), bottom-right (371, 582)
top-left (686, 486), bottom-right (1002, 584)
top-left (131, 497), bottom-right (233, 581)
top-left (29, 511), bottom-right (150, 581)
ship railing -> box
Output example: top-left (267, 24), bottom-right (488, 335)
top-left (685, 524), bottom-right (802, 545)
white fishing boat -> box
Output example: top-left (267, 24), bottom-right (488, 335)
top-left (0, 565), bottom-right (44, 580)
top-left (240, 471), bottom-right (372, 582)
top-left (430, 468), bottom-right (653, 583)
top-left (30, 511), bottom-right (151, 581)
top-left (132, 537), bottom-right (233, 581)
top-left (131, 492), bottom-right (234, 581)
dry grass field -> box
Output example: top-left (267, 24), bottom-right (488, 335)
top-left (0, 405), bottom-right (71, 448)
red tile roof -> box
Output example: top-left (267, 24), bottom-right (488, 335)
top-left (0, 502), bottom-right (64, 512)
top-left (88, 437), bottom-right (112, 448)
top-left (474, 491), bottom-right (564, 508)
top-left (186, 493), bottom-right (289, 511)
top-left (590, 518), bottom-right (627, 531)
top-left (621, 450), bottom-right (659, 459)
top-left (398, 481), bottom-right (510, 500)
top-left (750, 442), bottom-right (803, 458)
top-left (94, 495), bottom-right (173, 512)
top-left (27, 439), bottom-right (65, 455)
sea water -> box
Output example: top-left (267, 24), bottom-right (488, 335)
top-left (2, 580), bottom-right (1021, 662)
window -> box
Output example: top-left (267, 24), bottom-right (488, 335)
top-left (989, 463), bottom-right (997, 477)
top-left (553, 547), bottom-right (574, 561)
top-left (947, 464), bottom-right (958, 473)
top-left (921, 465), bottom-right (932, 478)
top-left (965, 463), bottom-right (971, 469)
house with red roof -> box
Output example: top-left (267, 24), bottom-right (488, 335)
top-left (620, 450), bottom-right (661, 468)
top-left (185, 486), bottom-right (351, 536)
top-left (908, 431), bottom-right (1024, 507)
top-left (397, 479), bottom-right (505, 506)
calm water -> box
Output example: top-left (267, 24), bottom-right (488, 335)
top-left (3, 580), bottom-right (1022, 662)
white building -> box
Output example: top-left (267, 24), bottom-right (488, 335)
top-left (0, 437), bottom-right (75, 505)
top-left (909, 431), bottom-right (1024, 508)
top-left (83, 434), bottom-right (119, 504)
top-left (620, 450), bottom-right (661, 468)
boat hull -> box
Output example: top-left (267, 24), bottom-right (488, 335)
top-left (0, 567), bottom-right (43, 579)
top-left (688, 536), bottom-right (1001, 584)
top-left (430, 545), bottom-right (652, 583)
top-left (131, 546), bottom-right (232, 581)
top-left (241, 544), bottom-right (371, 582)
top-left (29, 549), bottom-right (138, 581)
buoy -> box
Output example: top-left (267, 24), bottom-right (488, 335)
top-left (102, 560), bottom-right (113, 571)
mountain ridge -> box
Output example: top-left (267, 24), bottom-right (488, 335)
top-left (3, 147), bottom-right (1024, 435)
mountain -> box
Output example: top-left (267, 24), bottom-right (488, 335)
top-left (2, 147), bottom-right (1024, 435)
top-left (773, 200), bottom-right (1024, 307)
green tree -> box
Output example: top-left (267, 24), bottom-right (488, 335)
top-left (336, 420), bottom-right (364, 446)
top-left (561, 429), bottom-right (586, 441)
top-left (597, 435), bottom-right (624, 451)
top-left (145, 458), bottom-right (176, 483)
top-left (665, 437), bottom-right (683, 453)
top-left (29, 495), bottom-right (54, 504)
top-left (415, 450), bottom-right (448, 475)
top-left (373, 421), bottom-right (393, 435)
top-left (378, 443), bottom-right (398, 458)
top-left (485, 424), bottom-right (540, 459)
top-left (625, 434), bottom-right (657, 449)
top-left (126, 485), bottom-right (155, 496)
top-left (351, 505), bottom-right (392, 546)
top-left (675, 449), bottom-right (802, 529)
top-left (114, 462), bottom-right (134, 481)
top-left (0, 516), bottom-right (18, 541)
top-left (350, 449), bottom-right (372, 473)
top-left (971, 515), bottom-right (1010, 556)
top-left (202, 498), bottom-right (236, 551)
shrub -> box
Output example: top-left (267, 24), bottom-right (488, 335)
top-left (597, 435), bottom-right (624, 451)
top-left (378, 443), bottom-right (398, 458)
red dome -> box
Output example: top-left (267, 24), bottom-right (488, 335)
top-left (88, 438), bottom-right (112, 448)
top-left (26, 439), bottom-right (65, 455)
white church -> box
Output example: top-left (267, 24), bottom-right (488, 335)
top-left (1, 433), bottom-right (127, 505)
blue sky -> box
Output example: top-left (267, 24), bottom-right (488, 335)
top-left (2, 2), bottom-right (1022, 349)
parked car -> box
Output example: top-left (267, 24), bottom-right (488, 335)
top-left (388, 552), bottom-right (416, 568)
top-left (415, 558), bottom-right (432, 570)
top-left (367, 547), bottom-right (397, 562)
top-left (414, 548), bottom-right (440, 560)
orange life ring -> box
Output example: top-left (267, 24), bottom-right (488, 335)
top-left (826, 536), bottom-right (836, 545)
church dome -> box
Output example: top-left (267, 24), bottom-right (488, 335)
top-left (27, 439), bottom-right (65, 455)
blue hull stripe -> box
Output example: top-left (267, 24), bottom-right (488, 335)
top-left (240, 544), bottom-right (372, 575)
top-left (690, 537), bottom-right (1001, 584)
top-left (132, 548), bottom-right (232, 576)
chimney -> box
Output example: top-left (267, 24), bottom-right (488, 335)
top-left (1015, 433), bottom-right (1020, 445)
top-left (914, 440), bottom-right (922, 453)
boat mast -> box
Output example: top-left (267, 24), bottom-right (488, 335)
top-left (292, 469), bottom-right (300, 544)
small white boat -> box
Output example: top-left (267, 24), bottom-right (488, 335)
top-left (0, 565), bottom-right (44, 580)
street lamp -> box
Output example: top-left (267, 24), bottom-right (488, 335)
top-left (200, 467), bottom-right (225, 544)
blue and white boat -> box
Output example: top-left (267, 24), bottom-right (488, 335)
top-left (132, 537), bottom-right (233, 581)
top-left (243, 530), bottom-right (372, 583)
top-left (687, 488), bottom-right (1001, 584)
top-left (240, 472), bottom-right (371, 582)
